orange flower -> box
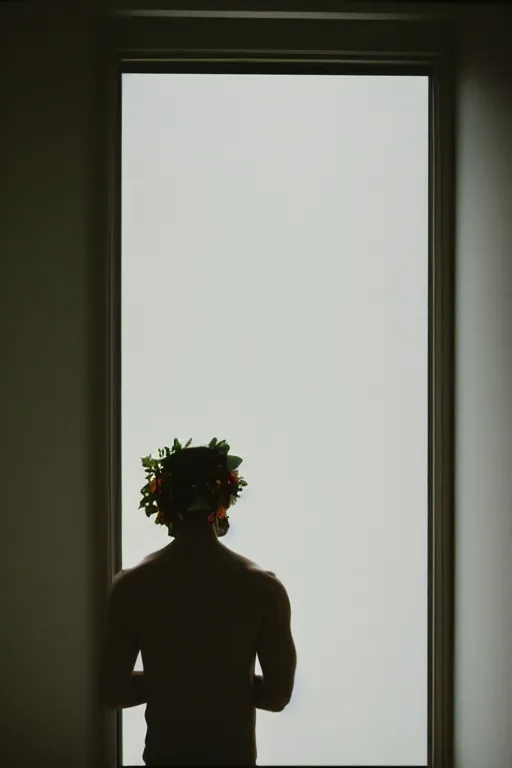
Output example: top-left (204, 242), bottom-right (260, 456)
top-left (150, 476), bottom-right (163, 494)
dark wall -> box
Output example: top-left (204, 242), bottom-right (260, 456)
top-left (453, 16), bottom-right (512, 768)
top-left (2, 5), bottom-right (104, 766)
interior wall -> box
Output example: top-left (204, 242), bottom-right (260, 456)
top-left (1, 4), bottom-right (104, 767)
top-left (453, 15), bottom-right (512, 768)
top-left (1, 3), bottom-right (511, 767)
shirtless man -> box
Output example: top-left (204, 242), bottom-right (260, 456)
top-left (104, 443), bottom-right (297, 766)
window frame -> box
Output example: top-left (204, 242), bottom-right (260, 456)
top-left (99, 10), bottom-right (455, 768)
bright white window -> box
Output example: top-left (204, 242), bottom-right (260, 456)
top-left (121, 72), bottom-right (429, 766)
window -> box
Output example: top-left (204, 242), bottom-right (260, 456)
top-left (104, 13), bottom-right (454, 768)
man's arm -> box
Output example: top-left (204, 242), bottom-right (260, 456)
top-left (253, 573), bottom-right (297, 712)
top-left (105, 671), bottom-right (147, 710)
top-left (103, 571), bottom-right (148, 710)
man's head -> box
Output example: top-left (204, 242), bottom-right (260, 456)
top-left (139, 438), bottom-right (247, 540)
top-left (161, 447), bottom-right (231, 538)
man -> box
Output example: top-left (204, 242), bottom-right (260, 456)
top-left (103, 439), bottom-right (297, 766)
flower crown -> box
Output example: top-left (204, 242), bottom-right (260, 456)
top-left (139, 437), bottom-right (248, 537)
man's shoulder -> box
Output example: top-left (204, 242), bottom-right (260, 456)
top-left (223, 547), bottom-right (275, 579)
top-left (225, 549), bottom-right (284, 594)
top-left (109, 551), bottom-right (159, 591)
top-left (110, 545), bottom-right (281, 593)
top-left (109, 564), bottom-right (141, 591)
top-left (116, 543), bottom-right (172, 578)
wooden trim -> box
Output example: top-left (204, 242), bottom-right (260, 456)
top-left (429, 49), bottom-right (456, 768)
top-left (107, 15), bottom-right (453, 58)
top-left (101, 0), bottom-right (510, 22)
top-left (92, 21), bottom-right (116, 768)
top-left (104, 32), bottom-right (124, 768)
top-left (100, 15), bottom-right (456, 768)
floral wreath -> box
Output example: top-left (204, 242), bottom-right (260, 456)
top-left (139, 437), bottom-right (248, 537)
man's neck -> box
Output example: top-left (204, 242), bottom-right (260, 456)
top-left (173, 526), bottom-right (220, 551)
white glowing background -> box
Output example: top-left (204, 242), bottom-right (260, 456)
top-left (121, 72), bottom-right (429, 766)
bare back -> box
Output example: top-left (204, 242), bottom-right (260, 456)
top-left (120, 541), bottom-right (285, 765)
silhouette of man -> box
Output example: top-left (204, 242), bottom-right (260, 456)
top-left (104, 442), bottom-right (297, 766)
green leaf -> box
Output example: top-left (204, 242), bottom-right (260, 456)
top-left (184, 438), bottom-right (192, 448)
